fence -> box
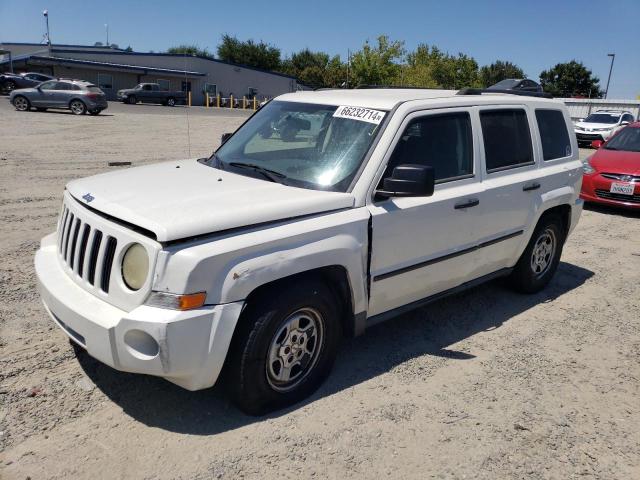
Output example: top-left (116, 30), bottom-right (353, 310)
top-left (559, 98), bottom-right (640, 122)
top-left (203, 93), bottom-right (269, 110)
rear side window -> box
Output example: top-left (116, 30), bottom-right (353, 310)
top-left (383, 112), bottom-right (474, 183)
top-left (535, 109), bottom-right (572, 160)
top-left (480, 109), bottom-right (534, 172)
top-left (87, 86), bottom-right (103, 93)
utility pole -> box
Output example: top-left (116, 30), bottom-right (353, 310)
top-left (43, 10), bottom-right (51, 51)
top-left (346, 49), bottom-right (350, 89)
top-left (605, 53), bottom-right (615, 99)
top-left (105, 24), bottom-right (109, 47)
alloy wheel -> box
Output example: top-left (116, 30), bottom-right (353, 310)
top-left (530, 228), bottom-right (556, 277)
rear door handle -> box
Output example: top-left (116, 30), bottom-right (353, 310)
top-left (523, 182), bottom-right (541, 191)
top-left (454, 198), bottom-right (480, 209)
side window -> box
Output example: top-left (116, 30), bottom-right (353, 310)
top-left (535, 109), bottom-right (572, 161)
top-left (39, 81), bottom-right (57, 90)
top-left (55, 82), bottom-right (72, 91)
top-left (382, 112), bottom-right (474, 183)
top-left (622, 114), bottom-right (634, 124)
top-left (157, 79), bottom-right (170, 90)
top-left (480, 109), bottom-right (534, 172)
top-left (143, 84), bottom-right (153, 91)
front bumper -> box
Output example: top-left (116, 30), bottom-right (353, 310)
top-left (575, 132), bottom-right (606, 143)
top-left (580, 174), bottom-right (640, 209)
top-left (35, 233), bottom-right (243, 390)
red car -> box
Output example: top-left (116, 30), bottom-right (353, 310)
top-left (580, 122), bottom-right (640, 209)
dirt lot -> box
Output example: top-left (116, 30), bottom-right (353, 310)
top-left (1, 101), bottom-right (639, 480)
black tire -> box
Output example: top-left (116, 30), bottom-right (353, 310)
top-left (69, 99), bottom-right (87, 115)
top-left (225, 279), bottom-right (342, 415)
top-left (508, 214), bottom-right (565, 293)
top-left (127, 95), bottom-right (137, 105)
top-left (12, 95), bottom-right (30, 111)
top-left (5, 80), bottom-right (17, 92)
top-left (88, 109), bottom-right (101, 116)
top-left (166, 97), bottom-right (176, 107)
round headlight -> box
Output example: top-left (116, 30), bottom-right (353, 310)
top-left (122, 243), bottom-right (149, 291)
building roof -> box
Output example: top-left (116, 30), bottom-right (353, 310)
top-left (0, 54), bottom-right (207, 77)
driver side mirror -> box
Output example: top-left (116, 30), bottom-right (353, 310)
top-left (376, 164), bottom-right (435, 199)
top-left (221, 132), bottom-right (233, 144)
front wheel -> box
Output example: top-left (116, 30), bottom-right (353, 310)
top-left (166, 97), bottom-right (176, 107)
top-left (127, 95), bottom-right (137, 105)
top-left (70, 100), bottom-right (87, 115)
top-left (12, 95), bottom-right (30, 111)
top-left (508, 214), bottom-right (565, 293)
top-left (225, 279), bottom-right (342, 415)
top-left (5, 80), bottom-right (17, 93)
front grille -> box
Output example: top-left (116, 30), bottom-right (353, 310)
top-left (57, 205), bottom-right (118, 293)
top-left (594, 189), bottom-right (640, 204)
top-left (601, 173), bottom-right (640, 182)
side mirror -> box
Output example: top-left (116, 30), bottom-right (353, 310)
top-left (377, 164), bottom-right (435, 198)
top-left (591, 140), bottom-right (603, 149)
top-left (620, 121), bottom-right (630, 126)
top-left (221, 132), bottom-right (233, 144)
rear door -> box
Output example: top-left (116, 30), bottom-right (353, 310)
top-left (468, 106), bottom-right (542, 279)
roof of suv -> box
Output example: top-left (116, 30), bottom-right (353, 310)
top-left (277, 88), bottom-right (558, 110)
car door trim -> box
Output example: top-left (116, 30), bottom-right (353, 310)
top-left (372, 229), bottom-right (523, 282)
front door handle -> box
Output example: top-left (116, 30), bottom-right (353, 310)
top-left (523, 182), bottom-right (541, 191)
top-left (454, 198), bottom-right (480, 209)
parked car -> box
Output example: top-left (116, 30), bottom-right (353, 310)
top-left (485, 78), bottom-right (544, 93)
top-left (10, 79), bottom-right (108, 115)
top-left (35, 88), bottom-right (583, 414)
top-left (574, 110), bottom-right (635, 147)
top-left (0, 71), bottom-right (55, 93)
top-left (117, 83), bottom-right (186, 106)
top-left (581, 122), bottom-right (640, 209)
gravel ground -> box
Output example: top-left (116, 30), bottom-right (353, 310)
top-left (0, 100), bottom-right (639, 480)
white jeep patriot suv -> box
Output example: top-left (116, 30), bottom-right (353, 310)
top-left (35, 88), bottom-right (583, 414)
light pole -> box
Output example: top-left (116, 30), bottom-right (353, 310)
top-left (105, 24), bottom-right (109, 47)
top-left (43, 10), bottom-right (51, 50)
top-left (604, 53), bottom-right (615, 99)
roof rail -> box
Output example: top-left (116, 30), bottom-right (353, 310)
top-left (355, 84), bottom-right (445, 90)
top-left (457, 87), bottom-right (553, 99)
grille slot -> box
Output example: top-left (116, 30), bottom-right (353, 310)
top-left (100, 237), bottom-right (118, 293)
top-left (77, 224), bottom-right (91, 277)
top-left (68, 219), bottom-right (81, 269)
top-left (595, 189), bottom-right (640, 204)
top-left (87, 231), bottom-right (103, 285)
top-left (63, 214), bottom-right (75, 260)
top-left (58, 207), bottom-right (69, 253)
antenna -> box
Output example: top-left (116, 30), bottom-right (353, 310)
top-left (183, 52), bottom-right (192, 158)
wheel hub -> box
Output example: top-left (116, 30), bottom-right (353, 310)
top-left (266, 308), bottom-right (323, 392)
top-left (530, 228), bottom-right (556, 276)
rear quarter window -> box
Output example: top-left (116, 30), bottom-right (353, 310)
top-left (535, 109), bottom-right (572, 160)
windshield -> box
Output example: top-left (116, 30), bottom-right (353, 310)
top-left (210, 101), bottom-right (386, 191)
top-left (605, 127), bottom-right (640, 153)
top-left (583, 113), bottom-right (620, 124)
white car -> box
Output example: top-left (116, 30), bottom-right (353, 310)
top-left (574, 110), bottom-right (635, 146)
top-left (36, 88), bottom-right (583, 414)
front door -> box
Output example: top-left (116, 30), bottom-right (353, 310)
top-left (30, 80), bottom-right (57, 107)
top-left (367, 108), bottom-right (486, 317)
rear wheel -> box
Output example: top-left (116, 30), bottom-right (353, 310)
top-left (70, 100), bottom-right (87, 115)
top-left (508, 214), bottom-right (565, 293)
top-left (88, 109), bottom-right (101, 116)
top-left (127, 95), bottom-right (137, 105)
top-left (12, 95), bottom-right (30, 111)
top-left (225, 279), bottom-right (342, 415)
top-left (166, 97), bottom-right (176, 107)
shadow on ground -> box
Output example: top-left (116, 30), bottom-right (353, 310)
top-left (584, 202), bottom-right (640, 219)
top-left (77, 261), bottom-right (594, 435)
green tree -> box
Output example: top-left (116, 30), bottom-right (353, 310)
top-left (350, 35), bottom-right (405, 87)
top-left (166, 44), bottom-right (213, 59)
top-left (323, 55), bottom-right (348, 88)
top-left (479, 60), bottom-right (525, 87)
top-left (281, 49), bottom-right (331, 88)
top-left (217, 34), bottom-right (281, 71)
top-left (400, 44), bottom-right (480, 89)
top-left (539, 61), bottom-right (603, 98)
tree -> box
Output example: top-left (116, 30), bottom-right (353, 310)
top-left (539, 61), bottom-right (603, 98)
top-left (281, 49), bottom-right (331, 88)
top-left (323, 55), bottom-right (348, 88)
top-left (480, 60), bottom-right (525, 87)
top-left (166, 44), bottom-right (213, 59)
top-left (350, 35), bottom-right (405, 87)
top-left (399, 44), bottom-right (480, 89)
top-left (217, 34), bottom-right (281, 71)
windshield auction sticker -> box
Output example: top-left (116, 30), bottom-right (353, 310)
top-left (333, 106), bottom-right (385, 125)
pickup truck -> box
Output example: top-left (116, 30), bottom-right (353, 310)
top-left (35, 87), bottom-right (583, 415)
top-left (117, 83), bottom-right (186, 106)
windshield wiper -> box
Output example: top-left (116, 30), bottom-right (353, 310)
top-left (227, 162), bottom-right (287, 183)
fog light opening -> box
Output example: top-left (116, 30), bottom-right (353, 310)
top-left (123, 329), bottom-right (159, 360)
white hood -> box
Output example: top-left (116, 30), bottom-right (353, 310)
top-left (575, 121), bottom-right (616, 130)
top-left (66, 159), bottom-right (355, 242)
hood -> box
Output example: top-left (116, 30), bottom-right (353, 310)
top-left (591, 149), bottom-right (640, 175)
top-left (66, 159), bottom-right (355, 242)
top-left (575, 121), bottom-right (616, 130)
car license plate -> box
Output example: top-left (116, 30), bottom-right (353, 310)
top-left (610, 182), bottom-right (634, 196)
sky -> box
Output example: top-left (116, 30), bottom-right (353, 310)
top-left (1, 0), bottom-right (638, 99)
